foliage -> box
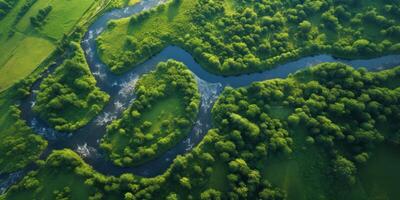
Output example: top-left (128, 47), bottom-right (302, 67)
top-left (0, 104), bottom-right (47, 174)
top-left (3, 63), bottom-right (400, 199)
top-left (98, 0), bottom-right (400, 75)
top-left (29, 5), bottom-right (51, 28)
top-left (33, 42), bottom-right (110, 132)
top-left (0, 0), bottom-right (19, 20)
top-left (101, 60), bottom-right (200, 166)
top-left (14, 0), bottom-right (37, 25)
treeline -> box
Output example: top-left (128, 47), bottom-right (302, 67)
top-left (33, 42), bottom-right (109, 132)
top-left (0, 0), bottom-right (18, 20)
top-left (101, 60), bottom-right (200, 166)
top-left (99, 0), bottom-right (400, 75)
top-left (13, 0), bottom-right (37, 25)
top-left (30, 5), bottom-right (52, 28)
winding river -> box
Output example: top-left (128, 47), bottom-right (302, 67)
top-left (1, 0), bottom-right (400, 194)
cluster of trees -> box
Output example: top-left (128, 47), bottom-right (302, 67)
top-left (13, 0), bottom-right (37, 25)
top-left (30, 5), bottom-right (52, 28)
top-left (4, 149), bottom-right (109, 200)
top-left (101, 60), bottom-right (200, 166)
top-left (214, 62), bottom-right (400, 187)
top-left (0, 105), bottom-right (47, 174)
top-left (33, 42), bottom-right (109, 132)
top-left (284, 63), bottom-right (400, 184)
top-left (4, 63), bottom-right (400, 199)
top-left (0, 0), bottom-right (18, 20)
top-left (99, 0), bottom-right (400, 75)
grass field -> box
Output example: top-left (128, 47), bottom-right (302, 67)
top-left (15, 0), bottom-right (94, 39)
top-left (0, 36), bottom-right (55, 91)
top-left (0, 0), bottom-right (106, 91)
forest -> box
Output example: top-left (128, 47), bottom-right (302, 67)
top-left (2, 63), bottom-right (400, 200)
top-left (1, 0), bottom-right (400, 199)
top-left (33, 42), bottom-right (109, 132)
top-left (98, 0), bottom-right (400, 75)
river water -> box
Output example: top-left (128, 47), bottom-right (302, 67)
top-left (2, 0), bottom-right (400, 194)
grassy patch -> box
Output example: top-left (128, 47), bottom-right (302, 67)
top-left (0, 36), bottom-right (54, 90)
top-left (97, 0), bottom-right (197, 72)
top-left (259, 127), bottom-right (330, 200)
top-left (15, 0), bottom-right (94, 39)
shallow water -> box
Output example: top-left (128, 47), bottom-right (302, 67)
top-left (2, 0), bottom-right (400, 194)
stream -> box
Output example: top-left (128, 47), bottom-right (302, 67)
top-left (1, 0), bottom-right (400, 194)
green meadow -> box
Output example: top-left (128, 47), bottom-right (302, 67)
top-left (0, 0), bottom-right (107, 91)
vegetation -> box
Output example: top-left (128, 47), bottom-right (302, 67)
top-left (101, 60), bottom-right (200, 166)
top-left (33, 42), bottom-right (109, 132)
top-left (2, 63), bottom-right (400, 200)
top-left (29, 5), bottom-right (51, 28)
top-left (0, 0), bottom-right (19, 20)
top-left (98, 0), bottom-right (400, 75)
top-left (211, 62), bottom-right (400, 198)
top-left (2, 0), bottom-right (400, 199)
top-left (0, 0), bottom-right (112, 91)
top-left (3, 149), bottom-right (104, 200)
top-left (0, 84), bottom-right (47, 174)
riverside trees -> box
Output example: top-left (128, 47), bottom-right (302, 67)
top-left (100, 60), bottom-right (200, 166)
top-left (33, 42), bottom-right (109, 132)
top-left (98, 0), bottom-right (400, 75)
top-left (3, 63), bottom-right (400, 199)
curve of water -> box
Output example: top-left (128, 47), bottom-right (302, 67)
top-left (2, 0), bottom-right (400, 194)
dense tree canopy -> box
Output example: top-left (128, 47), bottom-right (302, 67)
top-left (3, 62), bottom-right (400, 200)
top-left (101, 60), bottom-right (200, 166)
top-left (98, 0), bottom-right (400, 75)
top-left (33, 42), bottom-right (109, 132)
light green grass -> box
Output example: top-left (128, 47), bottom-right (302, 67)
top-left (128, 0), bottom-right (140, 6)
top-left (0, 36), bottom-right (55, 90)
top-left (16, 0), bottom-right (94, 39)
top-left (0, 0), bottom-right (101, 91)
top-left (15, 0), bottom-right (51, 32)
top-left (97, 0), bottom-right (197, 68)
